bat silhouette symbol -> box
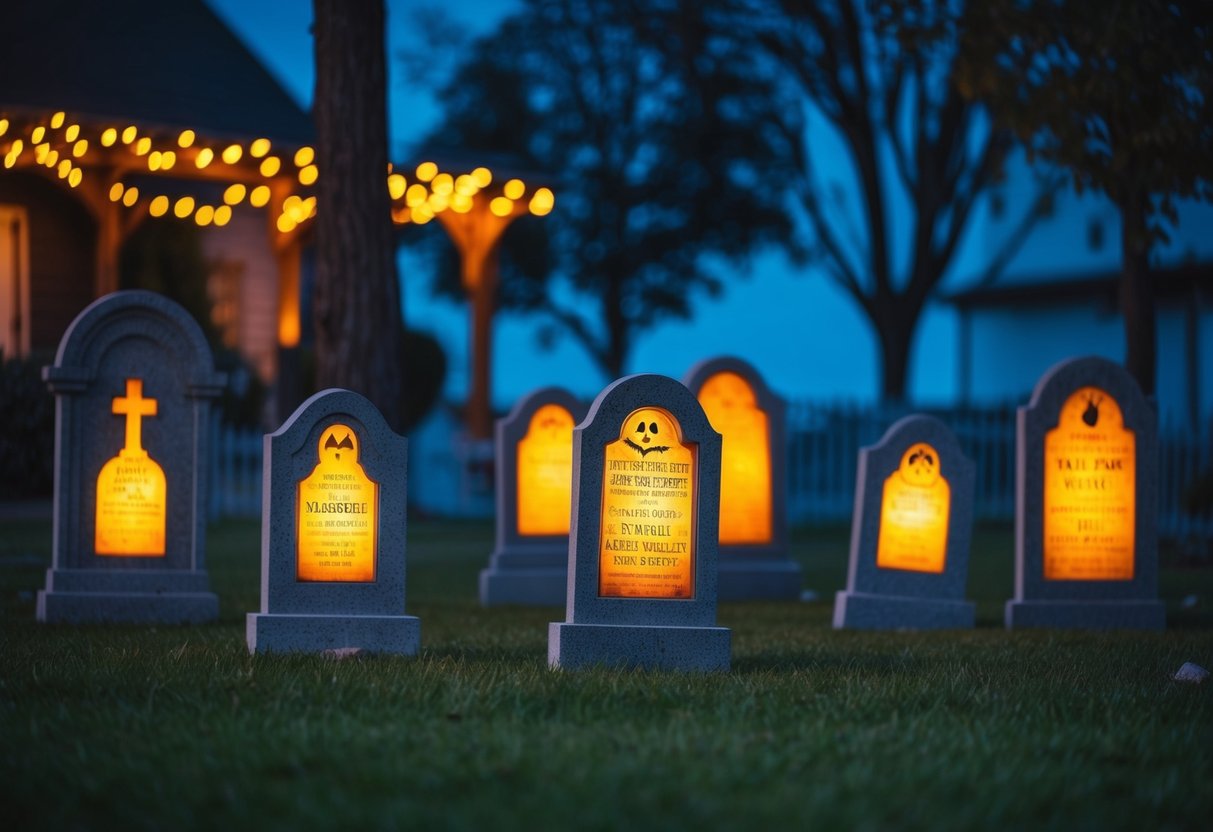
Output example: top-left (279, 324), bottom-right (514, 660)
top-left (325, 433), bottom-right (354, 451)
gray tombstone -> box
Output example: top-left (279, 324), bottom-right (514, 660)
top-left (548, 374), bottom-right (730, 671)
top-left (1006, 356), bottom-right (1165, 630)
top-left (683, 356), bottom-right (802, 600)
top-left (247, 389), bottom-right (420, 654)
top-left (833, 415), bottom-right (976, 629)
top-left (36, 290), bottom-right (224, 624)
top-left (479, 386), bottom-right (587, 606)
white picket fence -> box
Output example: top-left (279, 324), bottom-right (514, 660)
top-left (1157, 412), bottom-right (1213, 545)
top-left (783, 402), bottom-right (1213, 540)
top-left (785, 402), bottom-right (1019, 523)
top-left (205, 414), bottom-right (495, 521)
top-left (209, 421), bottom-right (262, 519)
top-left (209, 405), bottom-right (1213, 544)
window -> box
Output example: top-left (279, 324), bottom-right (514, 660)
top-left (0, 205), bottom-right (31, 358)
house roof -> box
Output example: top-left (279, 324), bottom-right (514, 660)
top-left (0, 0), bottom-right (313, 145)
top-left (945, 263), bottom-right (1213, 311)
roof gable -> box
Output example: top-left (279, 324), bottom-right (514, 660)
top-left (0, 0), bottom-right (313, 144)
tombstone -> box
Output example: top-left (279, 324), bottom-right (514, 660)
top-left (479, 387), bottom-right (587, 605)
top-left (548, 374), bottom-right (730, 671)
top-left (684, 356), bottom-right (802, 600)
top-left (833, 415), bottom-right (976, 629)
top-left (36, 290), bottom-right (224, 623)
top-left (247, 389), bottom-right (420, 654)
top-left (1006, 356), bottom-right (1165, 630)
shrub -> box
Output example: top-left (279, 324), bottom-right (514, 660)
top-left (0, 353), bottom-right (54, 498)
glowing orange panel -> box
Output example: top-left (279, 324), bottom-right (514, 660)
top-left (516, 403), bottom-right (575, 536)
top-left (875, 442), bottom-right (950, 574)
top-left (296, 425), bottom-right (378, 582)
top-left (598, 408), bottom-right (695, 599)
top-left (697, 371), bottom-right (771, 545)
top-left (1043, 387), bottom-right (1135, 580)
top-left (95, 379), bottom-right (166, 556)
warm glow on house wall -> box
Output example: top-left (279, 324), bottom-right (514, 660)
top-left (598, 407), bottom-right (696, 599)
top-left (1043, 386), bottom-right (1136, 580)
top-left (875, 442), bottom-right (950, 574)
top-left (94, 378), bottom-right (167, 556)
top-left (697, 370), bottom-right (771, 545)
top-left (296, 424), bottom-right (378, 582)
top-left (516, 403), bottom-right (576, 536)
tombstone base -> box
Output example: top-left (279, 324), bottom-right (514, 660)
top-left (833, 591), bottom-right (975, 630)
top-left (718, 557), bottom-right (803, 601)
top-left (36, 589), bottom-right (218, 624)
top-left (479, 566), bottom-right (567, 606)
top-left (548, 622), bottom-right (730, 671)
top-left (1005, 599), bottom-right (1165, 630)
top-left (247, 613), bottom-right (421, 655)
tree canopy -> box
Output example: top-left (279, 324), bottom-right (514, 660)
top-left (414, 0), bottom-right (801, 380)
top-left (957, 0), bottom-right (1213, 395)
top-left (749, 0), bottom-right (1058, 401)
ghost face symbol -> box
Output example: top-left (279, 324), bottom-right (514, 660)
top-left (319, 425), bottom-right (359, 465)
top-left (621, 408), bottom-right (675, 457)
top-left (636, 420), bottom-right (659, 445)
top-left (900, 442), bottom-right (941, 487)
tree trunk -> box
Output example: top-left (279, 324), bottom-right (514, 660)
top-left (603, 274), bottom-right (627, 382)
top-left (1119, 190), bottom-right (1156, 397)
top-left (312, 0), bottom-right (403, 428)
top-left (871, 295), bottom-right (917, 403)
top-left (465, 255), bottom-right (498, 440)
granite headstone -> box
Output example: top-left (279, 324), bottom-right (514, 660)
top-left (1006, 356), bottom-right (1165, 630)
top-left (684, 356), bottom-right (802, 600)
top-left (548, 374), bottom-right (730, 671)
top-left (247, 389), bottom-right (420, 654)
top-left (36, 290), bottom-right (224, 623)
top-left (833, 415), bottom-right (976, 629)
top-left (479, 386), bottom-right (587, 605)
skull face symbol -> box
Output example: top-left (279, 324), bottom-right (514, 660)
top-left (700, 371), bottom-right (755, 413)
top-left (319, 424), bottom-right (359, 466)
top-left (530, 403), bottom-right (574, 441)
top-left (620, 408), bottom-right (676, 457)
top-left (899, 442), bottom-right (941, 487)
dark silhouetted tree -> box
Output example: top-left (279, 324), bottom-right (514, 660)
top-left (958, 0), bottom-right (1213, 396)
top-left (312, 0), bottom-right (403, 426)
top-left (413, 0), bottom-right (800, 381)
top-left (750, 0), bottom-right (1059, 401)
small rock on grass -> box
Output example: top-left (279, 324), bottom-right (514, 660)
top-left (1173, 662), bottom-right (1210, 684)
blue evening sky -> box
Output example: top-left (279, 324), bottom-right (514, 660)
top-left (207, 0), bottom-right (964, 408)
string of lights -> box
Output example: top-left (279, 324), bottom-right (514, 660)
top-left (0, 109), bottom-right (554, 234)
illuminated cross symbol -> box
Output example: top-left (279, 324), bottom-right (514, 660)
top-left (112, 378), bottom-right (158, 455)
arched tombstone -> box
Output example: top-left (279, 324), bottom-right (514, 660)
top-left (247, 389), bottom-right (420, 654)
top-left (683, 356), bottom-right (802, 600)
top-left (548, 374), bottom-right (730, 671)
top-left (479, 387), bottom-right (587, 605)
top-left (833, 415), bottom-right (976, 629)
top-left (1006, 356), bottom-right (1165, 630)
top-left (36, 290), bottom-right (225, 623)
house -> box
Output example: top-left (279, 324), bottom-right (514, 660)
top-left (947, 163), bottom-right (1213, 432)
top-left (0, 0), bottom-right (314, 405)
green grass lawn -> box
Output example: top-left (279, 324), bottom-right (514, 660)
top-left (2, 514), bottom-right (1211, 830)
